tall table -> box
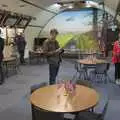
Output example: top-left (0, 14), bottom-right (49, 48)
top-left (30, 85), bottom-right (99, 113)
top-left (77, 58), bottom-right (107, 80)
top-left (29, 50), bottom-right (45, 64)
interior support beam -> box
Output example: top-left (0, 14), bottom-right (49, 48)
top-left (38, 14), bottom-right (58, 37)
top-left (38, 11), bottom-right (63, 37)
top-left (28, 25), bottom-right (44, 28)
top-left (114, 0), bottom-right (120, 22)
top-left (20, 0), bottom-right (57, 15)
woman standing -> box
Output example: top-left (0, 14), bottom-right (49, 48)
top-left (112, 33), bottom-right (120, 84)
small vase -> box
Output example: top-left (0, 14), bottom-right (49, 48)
top-left (64, 88), bottom-right (69, 96)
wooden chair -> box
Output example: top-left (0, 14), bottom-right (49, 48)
top-left (73, 62), bottom-right (88, 80)
top-left (3, 57), bottom-right (19, 77)
top-left (89, 63), bottom-right (110, 83)
top-left (29, 51), bottom-right (40, 64)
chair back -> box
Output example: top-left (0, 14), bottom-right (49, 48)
top-left (31, 82), bottom-right (47, 93)
top-left (74, 62), bottom-right (81, 72)
top-left (76, 79), bottom-right (93, 88)
top-left (95, 63), bottom-right (108, 74)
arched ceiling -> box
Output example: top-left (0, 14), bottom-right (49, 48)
top-left (0, 0), bottom-right (120, 30)
top-left (0, 0), bottom-right (119, 16)
top-left (0, 0), bottom-right (119, 50)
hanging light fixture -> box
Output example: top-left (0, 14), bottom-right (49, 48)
top-left (57, 0), bottom-right (100, 10)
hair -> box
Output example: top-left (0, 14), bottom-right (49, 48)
top-left (50, 28), bottom-right (58, 35)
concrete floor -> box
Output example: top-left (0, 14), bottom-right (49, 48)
top-left (0, 59), bottom-right (120, 120)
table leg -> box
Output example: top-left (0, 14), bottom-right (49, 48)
top-left (6, 62), bottom-right (8, 77)
top-left (83, 67), bottom-right (89, 80)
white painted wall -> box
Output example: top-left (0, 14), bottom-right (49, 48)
top-left (24, 26), bottom-right (41, 58)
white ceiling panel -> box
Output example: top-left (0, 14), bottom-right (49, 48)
top-left (0, 0), bottom-right (119, 26)
top-left (105, 0), bottom-right (119, 11)
top-left (0, 0), bottom-right (40, 16)
top-left (0, 0), bottom-right (119, 16)
top-left (27, 0), bottom-right (55, 7)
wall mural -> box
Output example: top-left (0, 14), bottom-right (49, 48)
top-left (41, 8), bottom-right (102, 51)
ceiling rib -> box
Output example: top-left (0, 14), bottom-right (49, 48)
top-left (20, 0), bottom-right (57, 14)
top-left (114, 0), bottom-right (120, 22)
top-left (28, 24), bottom-right (43, 28)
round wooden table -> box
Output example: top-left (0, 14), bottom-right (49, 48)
top-left (30, 85), bottom-right (99, 113)
top-left (77, 58), bottom-right (107, 65)
top-left (3, 57), bottom-right (16, 62)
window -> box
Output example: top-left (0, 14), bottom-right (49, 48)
top-left (17, 19), bottom-right (29, 28)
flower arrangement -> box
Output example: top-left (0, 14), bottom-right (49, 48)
top-left (57, 80), bottom-right (76, 97)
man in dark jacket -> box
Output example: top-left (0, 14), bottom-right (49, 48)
top-left (0, 29), bottom-right (4, 84)
top-left (15, 33), bottom-right (26, 64)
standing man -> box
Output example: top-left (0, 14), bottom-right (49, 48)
top-left (0, 29), bottom-right (4, 85)
top-left (43, 29), bottom-right (64, 85)
top-left (15, 32), bottom-right (26, 64)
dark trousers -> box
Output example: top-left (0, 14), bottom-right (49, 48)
top-left (19, 50), bottom-right (25, 64)
top-left (0, 61), bottom-right (4, 84)
top-left (115, 63), bottom-right (120, 79)
top-left (49, 64), bottom-right (60, 85)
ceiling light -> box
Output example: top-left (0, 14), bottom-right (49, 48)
top-left (68, 4), bottom-right (73, 9)
top-left (53, 3), bottom-right (61, 8)
top-left (86, 1), bottom-right (91, 7)
top-left (86, 1), bottom-right (99, 7)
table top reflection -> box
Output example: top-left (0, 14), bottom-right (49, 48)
top-left (30, 85), bottom-right (99, 113)
top-left (77, 57), bottom-right (107, 65)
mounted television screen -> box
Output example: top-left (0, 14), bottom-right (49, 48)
top-left (4, 17), bottom-right (18, 26)
top-left (17, 19), bottom-right (28, 28)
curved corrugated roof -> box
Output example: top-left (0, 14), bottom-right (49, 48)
top-left (0, 0), bottom-right (119, 27)
top-left (0, 0), bottom-right (119, 50)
